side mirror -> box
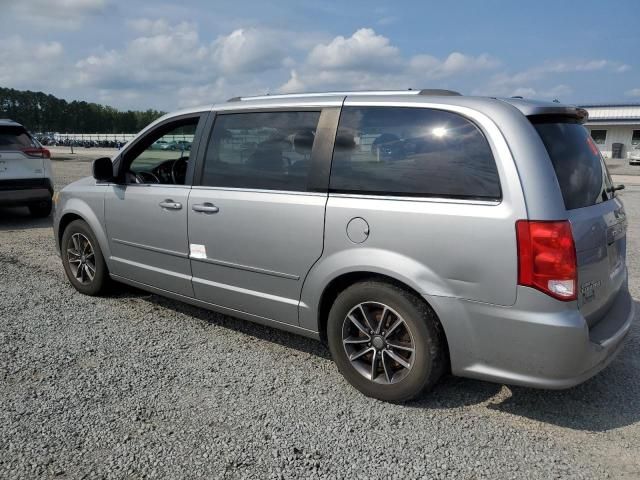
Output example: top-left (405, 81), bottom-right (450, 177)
top-left (92, 157), bottom-right (114, 182)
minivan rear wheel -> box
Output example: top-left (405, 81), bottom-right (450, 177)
top-left (327, 281), bottom-right (446, 402)
top-left (61, 219), bottom-right (109, 296)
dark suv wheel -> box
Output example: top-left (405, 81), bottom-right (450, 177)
top-left (61, 219), bottom-right (109, 295)
top-left (327, 281), bottom-right (446, 402)
top-left (28, 198), bottom-right (52, 218)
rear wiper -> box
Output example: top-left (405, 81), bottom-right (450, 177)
top-left (607, 184), bottom-right (625, 193)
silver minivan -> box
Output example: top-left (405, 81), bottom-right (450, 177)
top-left (53, 90), bottom-right (634, 402)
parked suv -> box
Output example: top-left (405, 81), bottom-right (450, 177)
top-left (0, 119), bottom-right (53, 217)
top-left (53, 90), bottom-right (634, 402)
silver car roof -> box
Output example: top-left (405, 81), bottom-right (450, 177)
top-left (169, 90), bottom-right (588, 122)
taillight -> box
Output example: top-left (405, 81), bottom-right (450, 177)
top-left (516, 220), bottom-right (577, 301)
top-left (21, 148), bottom-right (50, 159)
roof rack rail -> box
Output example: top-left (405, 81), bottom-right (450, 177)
top-left (227, 89), bottom-right (462, 102)
top-left (418, 89), bottom-right (461, 96)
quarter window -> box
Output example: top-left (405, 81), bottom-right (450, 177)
top-left (590, 129), bottom-right (607, 145)
top-left (632, 130), bottom-right (640, 145)
top-left (329, 107), bottom-right (501, 199)
top-left (201, 111), bottom-right (321, 191)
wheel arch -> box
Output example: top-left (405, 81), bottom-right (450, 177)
top-left (57, 212), bottom-right (83, 247)
top-left (56, 201), bottom-right (111, 263)
top-left (313, 271), bottom-right (450, 366)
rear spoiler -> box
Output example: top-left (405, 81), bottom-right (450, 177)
top-left (498, 98), bottom-right (589, 124)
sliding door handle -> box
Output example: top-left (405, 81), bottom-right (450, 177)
top-left (192, 202), bottom-right (219, 214)
top-left (159, 199), bottom-right (182, 210)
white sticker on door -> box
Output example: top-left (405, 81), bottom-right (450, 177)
top-left (190, 243), bottom-right (207, 259)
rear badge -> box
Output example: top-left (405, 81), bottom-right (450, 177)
top-left (580, 280), bottom-right (602, 303)
top-left (190, 243), bottom-right (207, 259)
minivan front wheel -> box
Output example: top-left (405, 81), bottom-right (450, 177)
top-left (327, 281), bottom-right (446, 402)
top-left (61, 219), bottom-right (109, 295)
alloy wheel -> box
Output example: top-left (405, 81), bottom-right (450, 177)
top-left (67, 233), bottom-right (96, 284)
top-left (342, 302), bottom-right (415, 384)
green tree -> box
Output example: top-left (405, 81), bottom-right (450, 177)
top-left (0, 87), bottom-right (165, 133)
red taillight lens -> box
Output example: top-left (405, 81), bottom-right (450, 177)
top-left (21, 148), bottom-right (50, 159)
top-left (516, 220), bottom-right (577, 301)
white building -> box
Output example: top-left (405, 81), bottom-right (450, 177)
top-left (581, 103), bottom-right (640, 159)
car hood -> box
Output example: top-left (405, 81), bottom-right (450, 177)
top-left (62, 175), bottom-right (96, 191)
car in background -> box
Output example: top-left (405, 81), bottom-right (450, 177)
top-left (630, 145), bottom-right (640, 165)
top-left (0, 119), bottom-right (53, 217)
top-left (151, 140), bottom-right (178, 150)
top-left (176, 140), bottom-right (191, 151)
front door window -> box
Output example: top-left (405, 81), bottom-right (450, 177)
top-left (125, 120), bottom-right (198, 185)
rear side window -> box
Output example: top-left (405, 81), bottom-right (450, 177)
top-left (533, 120), bottom-right (613, 210)
top-left (329, 107), bottom-right (501, 200)
top-left (0, 126), bottom-right (37, 150)
top-left (202, 111), bottom-right (321, 191)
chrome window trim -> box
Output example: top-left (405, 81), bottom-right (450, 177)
top-left (190, 185), bottom-right (327, 197)
top-left (328, 192), bottom-right (501, 206)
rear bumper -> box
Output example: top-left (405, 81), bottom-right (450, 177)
top-left (0, 178), bottom-right (53, 206)
top-left (432, 281), bottom-right (635, 389)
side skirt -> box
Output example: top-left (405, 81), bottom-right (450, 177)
top-left (110, 273), bottom-right (321, 340)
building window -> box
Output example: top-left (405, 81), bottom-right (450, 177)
top-left (632, 130), bottom-right (640, 145)
top-left (590, 130), bottom-right (607, 145)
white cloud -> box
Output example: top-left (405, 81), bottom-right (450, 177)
top-left (280, 29), bottom-right (499, 93)
top-left (128, 18), bottom-right (173, 36)
top-left (0, 19), bottom-right (631, 112)
top-left (6, 0), bottom-right (106, 29)
top-left (487, 59), bottom-right (629, 94)
top-left (0, 36), bottom-right (65, 89)
top-left (307, 28), bottom-right (402, 71)
top-left (71, 22), bottom-right (298, 108)
top-left (507, 84), bottom-right (572, 100)
top-left (75, 21), bottom-right (208, 91)
top-left (473, 58), bottom-right (630, 99)
top-left (626, 88), bottom-right (640, 97)
top-left (409, 52), bottom-right (499, 79)
top-left (211, 28), bottom-right (289, 75)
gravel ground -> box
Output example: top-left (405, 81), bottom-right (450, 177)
top-left (0, 157), bottom-right (639, 479)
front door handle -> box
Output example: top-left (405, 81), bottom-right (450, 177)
top-left (192, 202), bottom-right (219, 214)
top-left (159, 199), bottom-right (182, 210)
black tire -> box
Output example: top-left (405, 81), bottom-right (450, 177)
top-left (28, 198), bottom-right (52, 218)
top-left (61, 219), bottom-right (109, 296)
top-left (327, 281), bottom-right (446, 402)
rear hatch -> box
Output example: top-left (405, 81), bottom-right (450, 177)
top-left (0, 124), bottom-right (47, 181)
top-left (532, 118), bottom-right (627, 328)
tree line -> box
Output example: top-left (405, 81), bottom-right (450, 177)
top-left (0, 87), bottom-right (165, 133)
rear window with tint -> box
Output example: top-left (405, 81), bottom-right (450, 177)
top-left (0, 126), bottom-right (37, 150)
top-left (533, 120), bottom-right (613, 210)
top-left (329, 107), bottom-right (501, 200)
